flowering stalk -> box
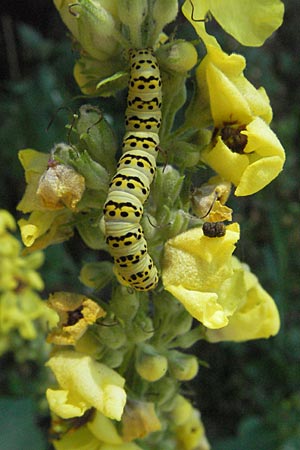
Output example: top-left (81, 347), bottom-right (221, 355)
top-left (16, 0), bottom-right (285, 447)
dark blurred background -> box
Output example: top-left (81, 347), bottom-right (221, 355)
top-left (0, 1), bottom-right (299, 449)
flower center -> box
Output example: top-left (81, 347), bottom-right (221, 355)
top-left (66, 306), bottom-right (84, 326)
top-left (219, 122), bottom-right (248, 154)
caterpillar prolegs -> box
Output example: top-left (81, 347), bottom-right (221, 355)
top-left (103, 49), bottom-right (162, 291)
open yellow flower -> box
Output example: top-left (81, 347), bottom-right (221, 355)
top-left (46, 350), bottom-right (126, 421)
top-left (206, 257), bottom-right (280, 342)
top-left (182, 0), bottom-right (284, 48)
top-left (197, 45), bottom-right (285, 196)
top-left (162, 223), bottom-right (240, 329)
top-left (47, 292), bottom-right (106, 346)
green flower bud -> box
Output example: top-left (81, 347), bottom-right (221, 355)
top-left (76, 105), bottom-right (118, 175)
top-left (118, 0), bottom-right (148, 48)
top-left (169, 141), bottom-right (201, 168)
top-left (80, 261), bottom-right (114, 289)
top-left (148, 376), bottom-right (179, 409)
top-left (127, 315), bottom-right (154, 344)
top-left (168, 351), bottom-right (199, 381)
top-left (110, 286), bottom-right (140, 322)
top-left (101, 348), bottom-right (124, 369)
top-left (157, 41), bottom-right (198, 73)
top-left (55, 0), bottom-right (122, 59)
top-left (153, 166), bottom-right (184, 210)
top-left (97, 322), bottom-right (126, 349)
top-left (75, 330), bottom-right (102, 357)
top-left (135, 345), bottom-right (168, 382)
top-left (151, 0), bottom-right (178, 44)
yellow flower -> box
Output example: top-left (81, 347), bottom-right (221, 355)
top-left (206, 256), bottom-right (280, 342)
top-left (47, 292), bottom-right (106, 346)
top-left (17, 149), bottom-right (75, 252)
top-left (121, 400), bottom-right (161, 442)
top-left (182, 0), bottom-right (284, 48)
top-left (46, 350), bottom-right (126, 421)
top-left (18, 210), bottom-right (74, 252)
top-left (162, 223), bottom-right (240, 329)
top-left (197, 46), bottom-right (285, 196)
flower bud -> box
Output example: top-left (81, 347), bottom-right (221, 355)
top-left (127, 315), bottom-right (154, 344)
top-left (101, 348), bottom-right (124, 369)
top-left (169, 395), bottom-right (193, 426)
top-left (148, 376), bottom-right (178, 409)
top-left (110, 286), bottom-right (140, 322)
top-left (80, 261), bottom-right (114, 289)
top-left (76, 105), bottom-right (118, 174)
top-left (168, 351), bottom-right (199, 381)
top-left (97, 322), bottom-right (126, 350)
top-left (54, 0), bottom-right (121, 59)
top-left (118, 0), bottom-right (148, 47)
top-left (135, 345), bottom-right (168, 382)
top-left (157, 41), bottom-right (197, 73)
top-left (151, 0), bottom-right (179, 44)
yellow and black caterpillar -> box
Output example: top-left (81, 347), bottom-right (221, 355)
top-left (103, 48), bottom-right (162, 291)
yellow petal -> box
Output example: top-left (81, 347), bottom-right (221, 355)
top-left (235, 155), bottom-right (285, 196)
top-left (209, 0), bottom-right (284, 47)
top-left (205, 56), bottom-right (252, 125)
top-left (206, 257), bottom-right (280, 342)
top-left (87, 411), bottom-right (122, 444)
top-left (46, 389), bottom-right (87, 419)
top-left (164, 285), bottom-right (228, 329)
top-left (52, 425), bottom-right (100, 450)
top-left (182, 0), bottom-right (220, 48)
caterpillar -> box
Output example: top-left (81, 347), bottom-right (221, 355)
top-left (103, 48), bottom-right (162, 291)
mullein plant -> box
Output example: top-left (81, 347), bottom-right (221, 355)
top-left (17, 0), bottom-right (285, 448)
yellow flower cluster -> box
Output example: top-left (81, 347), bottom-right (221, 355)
top-left (0, 210), bottom-right (55, 355)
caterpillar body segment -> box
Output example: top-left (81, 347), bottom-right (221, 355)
top-left (103, 48), bottom-right (161, 291)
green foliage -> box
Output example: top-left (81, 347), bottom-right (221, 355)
top-left (0, 398), bottom-right (46, 450)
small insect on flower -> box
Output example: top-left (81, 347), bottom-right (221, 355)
top-left (202, 221), bottom-right (226, 238)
